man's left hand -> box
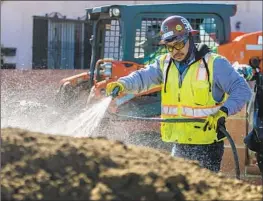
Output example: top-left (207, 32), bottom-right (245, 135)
top-left (203, 108), bottom-right (228, 131)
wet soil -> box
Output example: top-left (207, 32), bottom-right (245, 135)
top-left (1, 128), bottom-right (262, 201)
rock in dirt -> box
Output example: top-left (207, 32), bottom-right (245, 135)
top-left (1, 128), bottom-right (262, 201)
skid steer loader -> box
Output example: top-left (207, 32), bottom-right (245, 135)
top-left (56, 3), bottom-right (263, 183)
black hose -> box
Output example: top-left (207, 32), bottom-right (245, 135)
top-left (111, 112), bottom-right (241, 179)
top-left (218, 126), bottom-right (241, 180)
top-left (111, 114), bottom-right (206, 123)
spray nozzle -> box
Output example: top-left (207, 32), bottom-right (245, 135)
top-left (111, 86), bottom-right (120, 98)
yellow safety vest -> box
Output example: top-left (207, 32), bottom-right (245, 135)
top-left (159, 53), bottom-right (226, 144)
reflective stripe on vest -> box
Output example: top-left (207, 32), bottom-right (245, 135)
top-left (181, 105), bottom-right (220, 117)
top-left (162, 105), bottom-right (221, 118)
top-left (162, 105), bottom-right (178, 116)
top-left (196, 54), bottom-right (209, 81)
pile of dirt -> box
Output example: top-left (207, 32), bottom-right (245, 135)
top-left (1, 128), bottom-right (262, 201)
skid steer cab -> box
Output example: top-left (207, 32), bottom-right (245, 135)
top-left (56, 2), bottom-right (239, 108)
top-left (56, 3), bottom-right (262, 108)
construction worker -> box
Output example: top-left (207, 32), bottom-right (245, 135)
top-left (232, 61), bottom-right (263, 182)
top-left (106, 15), bottom-right (252, 172)
top-left (240, 62), bottom-right (263, 180)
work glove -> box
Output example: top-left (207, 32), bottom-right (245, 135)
top-left (203, 107), bottom-right (228, 132)
top-left (238, 65), bottom-right (253, 81)
top-left (106, 81), bottom-right (125, 97)
top-left (233, 62), bottom-right (254, 81)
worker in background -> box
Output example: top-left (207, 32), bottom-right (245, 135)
top-left (232, 61), bottom-right (263, 181)
top-left (237, 61), bottom-right (263, 179)
top-left (106, 15), bottom-right (252, 172)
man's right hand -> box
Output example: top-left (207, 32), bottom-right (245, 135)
top-left (106, 81), bottom-right (125, 96)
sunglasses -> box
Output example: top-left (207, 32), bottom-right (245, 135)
top-left (165, 38), bottom-right (188, 52)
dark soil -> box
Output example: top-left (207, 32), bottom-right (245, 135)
top-left (1, 128), bottom-right (262, 201)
